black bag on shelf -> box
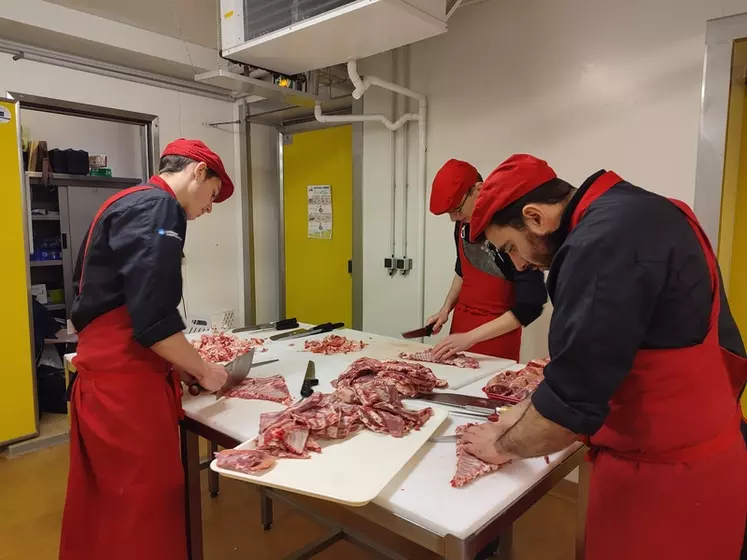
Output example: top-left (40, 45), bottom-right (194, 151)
top-left (48, 149), bottom-right (68, 173)
top-left (65, 149), bottom-right (89, 175)
top-left (36, 364), bottom-right (68, 414)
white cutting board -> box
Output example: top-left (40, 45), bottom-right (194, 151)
top-left (210, 406), bottom-right (448, 507)
top-left (350, 331), bottom-right (516, 390)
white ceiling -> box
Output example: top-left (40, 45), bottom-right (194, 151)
top-left (44, 0), bottom-right (218, 48)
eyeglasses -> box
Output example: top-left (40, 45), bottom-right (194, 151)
top-left (451, 186), bottom-right (474, 215)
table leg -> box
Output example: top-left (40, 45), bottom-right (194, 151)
top-left (576, 460), bottom-right (591, 560)
top-left (181, 425), bottom-right (204, 560)
top-left (208, 440), bottom-right (219, 498)
top-left (496, 527), bottom-right (513, 560)
top-left (260, 486), bottom-right (274, 531)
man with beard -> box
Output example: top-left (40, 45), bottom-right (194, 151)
top-left (461, 154), bottom-right (747, 560)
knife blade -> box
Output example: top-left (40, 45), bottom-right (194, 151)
top-left (273, 322), bottom-right (345, 341)
top-left (216, 348), bottom-right (256, 399)
top-left (269, 323), bottom-right (330, 341)
top-left (300, 360), bottom-right (318, 398)
top-left (187, 355), bottom-right (277, 397)
top-left (401, 325), bottom-right (434, 339)
top-left (429, 434), bottom-right (459, 443)
top-left (233, 317), bottom-right (298, 334)
top-left (417, 392), bottom-right (512, 411)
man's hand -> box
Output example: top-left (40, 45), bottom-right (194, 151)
top-left (462, 422), bottom-right (513, 465)
top-left (426, 308), bottom-right (451, 334)
top-left (197, 362), bottom-right (229, 393)
top-left (432, 332), bottom-right (476, 360)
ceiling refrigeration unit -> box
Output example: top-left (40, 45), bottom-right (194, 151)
top-left (218, 0), bottom-right (455, 75)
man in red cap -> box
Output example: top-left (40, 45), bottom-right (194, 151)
top-left (60, 139), bottom-right (235, 560)
top-left (461, 154), bottom-right (747, 560)
top-left (427, 159), bottom-right (546, 362)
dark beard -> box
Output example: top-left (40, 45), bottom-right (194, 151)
top-left (527, 228), bottom-right (564, 269)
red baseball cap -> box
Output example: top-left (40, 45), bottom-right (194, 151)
top-left (161, 138), bottom-right (234, 203)
top-left (469, 154), bottom-right (557, 242)
top-left (429, 159), bottom-right (481, 215)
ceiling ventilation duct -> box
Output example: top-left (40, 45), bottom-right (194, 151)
top-left (219, 0), bottom-right (454, 75)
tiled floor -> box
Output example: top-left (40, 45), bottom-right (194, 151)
top-left (0, 443), bottom-right (578, 559)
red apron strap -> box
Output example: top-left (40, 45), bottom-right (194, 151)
top-left (78, 185), bottom-right (155, 290)
top-left (569, 171), bottom-right (623, 230)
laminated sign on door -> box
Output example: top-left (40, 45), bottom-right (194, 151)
top-left (308, 185), bottom-right (332, 240)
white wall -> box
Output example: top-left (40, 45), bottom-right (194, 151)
top-left (20, 109), bottom-right (143, 178)
top-left (360, 0), bottom-right (747, 362)
top-left (1, 52), bottom-right (244, 324)
top-left (250, 124), bottom-right (281, 323)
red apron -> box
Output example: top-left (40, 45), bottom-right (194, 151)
top-left (571, 172), bottom-right (747, 560)
top-left (60, 185), bottom-right (187, 560)
top-left (451, 222), bottom-right (522, 361)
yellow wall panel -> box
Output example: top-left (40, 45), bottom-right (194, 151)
top-left (0, 99), bottom-right (37, 444)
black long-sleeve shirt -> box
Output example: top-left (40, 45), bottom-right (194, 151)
top-left (532, 171), bottom-right (746, 436)
top-left (72, 177), bottom-right (187, 348)
top-left (455, 222), bottom-right (547, 326)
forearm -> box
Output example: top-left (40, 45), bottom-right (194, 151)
top-left (495, 404), bottom-right (577, 459)
top-left (468, 311), bottom-right (521, 344)
top-left (151, 332), bottom-right (207, 380)
top-left (441, 274), bottom-right (463, 312)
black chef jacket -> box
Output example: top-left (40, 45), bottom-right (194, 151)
top-left (532, 171), bottom-right (746, 436)
top-left (71, 177), bottom-right (187, 348)
top-left (455, 222), bottom-right (547, 326)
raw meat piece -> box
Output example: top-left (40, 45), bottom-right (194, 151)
top-left (451, 424), bottom-right (508, 488)
top-left (332, 358), bottom-right (448, 398)
top-left (483, 358), bottom-right (549, 401)
top-left (215, 449), bottom-right (276, 474)
top-left (191, 332), bottom-right (266, 363)
top-left (223, 375), bottom-right (292, 405)
top-left (399, 350), bottom-right (480, 369)
top-left (303, 334), bottom-right (368, 355)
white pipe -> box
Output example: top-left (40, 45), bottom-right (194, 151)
top-left (390, 130), bottom-right (397, 271)
top-left (314, 102), bottom-right (418, 132)
top-left (347, 59), bottom-right (426, 104)
top-left (416, 100), bottom-right (427, 325)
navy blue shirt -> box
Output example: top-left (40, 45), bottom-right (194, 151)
top-left (532, 171), bottom-right (745, 436)
top-left (72, 180), bottom-right (186, 348)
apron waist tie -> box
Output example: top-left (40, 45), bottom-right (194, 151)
top-left (580, 414), bottom-right (742, 464)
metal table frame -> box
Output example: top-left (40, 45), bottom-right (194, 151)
top-left (180, 416), bottom-right (589, 560)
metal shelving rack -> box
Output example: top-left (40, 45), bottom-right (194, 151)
top-left (27, 171), bottom-right (143, 317)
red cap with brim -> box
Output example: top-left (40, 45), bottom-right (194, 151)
top-left (429, 159), bottom-right (481, 215)
top-left (161, 138), bottom-right (235, 203)
top-left (469, 154), bottom-right (557, 242)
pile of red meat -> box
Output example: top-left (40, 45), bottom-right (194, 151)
top-left (223, 375), bottom-right (293, 405)
top-left (451, 423), bottom-right (508, 488)
top-left (483, 358), bottom-right (549, 401)
top-left (303, 334), bottom-right (368, 355)
top-left (399, 350), bottom-right (479, 369)
top-left (191, 332), bottom-right (266, 363)
top-left (215, 357), bottom-right (446, 475)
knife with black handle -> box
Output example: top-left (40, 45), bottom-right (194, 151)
top-left (233, 317), bottom-right (298, 334)
top-left (270, 322), bottom-right (345, 341)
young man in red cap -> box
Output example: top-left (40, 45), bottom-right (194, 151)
top-left (60, 139), bottom-right (235, 560)
top-left (461, 154), bottom-right (747, 560)
top-left (427, 159), bottom-right (547, 362)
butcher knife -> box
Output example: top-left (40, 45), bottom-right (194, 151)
top-left (429, 435), bottom-right (459, 443)
top-left (270, 322), bottom-right (345, 342)
top-left (215, 348), bottom-right (255, 399)
top-left (186, 352), bottom-right (279, 397)
top-left (300, 360), bottom-right (319, 398)
top-left (232, 317), bottom-right (298, 334)
top-left (416, 393), bottom-right (509, 419)
top-left (401, 325), bottom-right (434, 339)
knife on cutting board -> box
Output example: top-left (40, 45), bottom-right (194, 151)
top-left (270, 322), bottom-right (345, 342)
top-left (233, 317), bottom-right (298, 334)
top-left (401, 324), bottom-right (434, 339)
top-left (416, 393), bottom-right (510, 418)
top-left (300, 360), bottom-right (319, 398)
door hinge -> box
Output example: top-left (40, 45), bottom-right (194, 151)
top-left (347, 259), bottom-right (352, 274)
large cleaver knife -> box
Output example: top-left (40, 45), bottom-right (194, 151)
top-left (401, 324), bottom-right (434, 339)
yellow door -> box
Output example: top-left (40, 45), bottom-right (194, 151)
top-left (283, 126), bottom-right (353, 326)
top-left (0, 99), bottom-right (38, 445)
